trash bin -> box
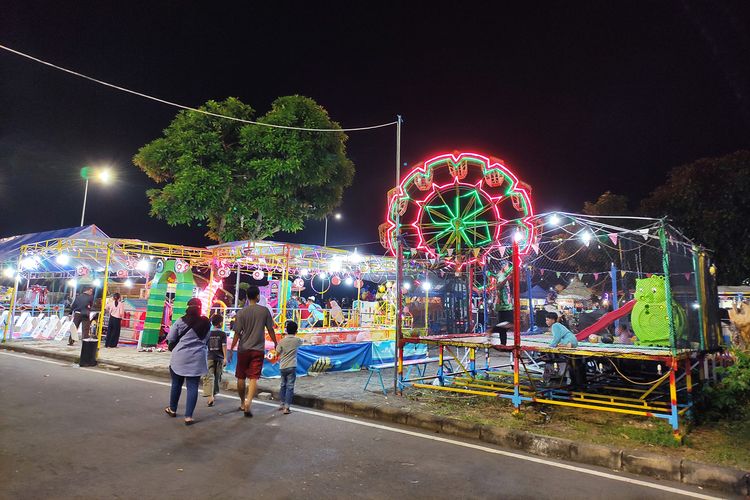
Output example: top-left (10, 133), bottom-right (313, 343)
top-left (79, 338), bottom-right (98, 367)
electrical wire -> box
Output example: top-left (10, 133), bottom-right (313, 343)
top-left (608, 358), bottom-right (671, 386)
top-left (0, 44), bottom-right (398, 133)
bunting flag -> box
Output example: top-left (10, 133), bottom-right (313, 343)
top-left (620, 270), bottom-right (626, 278)
top-left (556, 272), bottom-right (561, 278)
top-left (684, 273), bottom-right (691, 281)
top-left (639, 229), bottom-right (649, 240)
top-left (608, 233), bottom-right (618, 245)
top-left (540, 269), bottom-right (545, 276)
top-left (532, 243), bottom-right (540, 255)
top-left (646, 273), bottom-right (653, 278)
top-left (578, 273), bottom-right (583, 280)
top-left (498, 245), bottom-right (507, 256)
top-left (472, 248), bottom-right (481, 258)
top-left (447, 248), bottom-right (454, 256)
top-left (594, 273), bottom-right (599, 280)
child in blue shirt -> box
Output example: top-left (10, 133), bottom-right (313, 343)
top-left (546, 312), bottom-right (578, 348)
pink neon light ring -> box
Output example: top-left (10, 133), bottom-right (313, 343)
top-left (384, 151), bottom-right (536, 267)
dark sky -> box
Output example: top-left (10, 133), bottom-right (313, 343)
top-left (2, 1), bottom-right (749, 253)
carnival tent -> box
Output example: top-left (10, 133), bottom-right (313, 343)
top-left (0, 225), bottom-right (110, 273)
top-left (557, 278), bottom-right (592, 301)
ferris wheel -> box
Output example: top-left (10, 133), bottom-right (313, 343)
top-left (380, 151), bottom-right (536, 269)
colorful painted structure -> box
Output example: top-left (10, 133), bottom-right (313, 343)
top-left (141, 259), bottom-right (196, 346)
top-left (385, 152), bottom-right (722, 439)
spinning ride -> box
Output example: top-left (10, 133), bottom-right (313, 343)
top-left (381, 151), bottom-right (536, 269)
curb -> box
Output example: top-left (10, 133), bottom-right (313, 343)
top-left (3, 343), bottom-right (748, 496)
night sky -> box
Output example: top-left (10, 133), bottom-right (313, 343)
top-left (2, 2), bottom-right (749, 253)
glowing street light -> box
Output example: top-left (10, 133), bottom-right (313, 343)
top-left (323, 212), bottom-right (342, 247)
top-left (549, 213), bottom-right (561, 226)
top-left (80, 165), bottom-right (114, 226)
top-left (2, 267), bottom-right (15, 279)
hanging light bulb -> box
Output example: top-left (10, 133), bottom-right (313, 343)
top-left (581, 232), bottom-right (592, 246)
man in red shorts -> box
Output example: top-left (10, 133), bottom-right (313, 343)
top-left (228, 285), bottom-right (277, 417)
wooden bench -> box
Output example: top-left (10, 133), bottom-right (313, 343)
top-left (364, 357), bottom-right (442, 395)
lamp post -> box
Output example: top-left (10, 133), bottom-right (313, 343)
top-left (80, 166), bottom-right (113, 226)
top-left (323, 212), bottom-right (342, 248)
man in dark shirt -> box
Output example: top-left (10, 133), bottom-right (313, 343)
top-left (69, 287), bottom-right (94, 345)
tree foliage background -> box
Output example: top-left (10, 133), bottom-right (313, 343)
top-left (133, 96), bottom-right (354, 242)
top-left (641, 150), bottom-right (750, 285)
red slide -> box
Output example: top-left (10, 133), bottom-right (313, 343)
top-left (575, 300), bottom-right (637, 341)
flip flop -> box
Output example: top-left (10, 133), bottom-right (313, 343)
top-left (164, 407), bottom-right (177, 417)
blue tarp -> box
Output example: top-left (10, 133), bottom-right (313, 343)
top-left (224, 340), bottom-right (429, 378)
top-left (0, 225), bottom-right (109, 271)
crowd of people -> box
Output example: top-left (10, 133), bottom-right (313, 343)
top-left (164, 286), bottom-right (301, 425)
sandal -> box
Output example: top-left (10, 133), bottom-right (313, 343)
top-left (164, 407), bottom-right (177, 417)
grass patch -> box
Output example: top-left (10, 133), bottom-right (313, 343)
top-left (406, 388), bottom-right (750, 469)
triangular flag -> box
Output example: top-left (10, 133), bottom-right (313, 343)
top-left (532, 243), bottom-right (540, 255)
top-left (472, 248), bottom-right (481, 258)
top-left (594, 273), bottom-right (599, 280)
top-left (684, 273), bottom-right (691, 281)
top-left (639, 229), bottom-right (649, 240)
top-left (608, 233), bottom-right (618, 245)
top-left (498, 245), bottom-right (506, 256)
top-left (447, 248), bottom-right (454, 256)
top-left (646, 273), bottom-right (653, 278)
top-left (620, 270), bottom-right (626, 278)
top-left (578, 273), bottom-right (583, 280)
top-left (556, 272), bottom-right (561, 278)
top-left (540, 269), bottom-right (545, 276)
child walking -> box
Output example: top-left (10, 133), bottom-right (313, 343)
top-left (276, 321), bottom-right (302, 414)
top-left (204, 314), bottom-right (227, 407)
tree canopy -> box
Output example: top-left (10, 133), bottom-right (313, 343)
top-left (641, 150), bottom-right (750, 285)
top-left (582, 191), bottom-right (630, 216)
top-left (133, 96), bottom-right (354, 242)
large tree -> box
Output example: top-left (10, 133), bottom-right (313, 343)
top-left (133, 96), bottom-right (354, 242)
top-left (582, 191), bottom-right (630, 216)
top-left (641, 150), bottom-right (750, 284)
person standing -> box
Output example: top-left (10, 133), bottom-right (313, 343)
top-left (204, 314), bottom-right (227, 407)
top-left (105, 292), bottom-right (125, 348)
top-left (69, 287), bottom-right (94, 345)
top-left (276, 321), bottom-right (302, 414)
top-left (164, 298), bottom-right (211, 425)
top-left (228, 286), bottom-right (277, 417)
top-left (298, 296), bottom-right (310, 326)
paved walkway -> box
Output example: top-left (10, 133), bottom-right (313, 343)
top-left (0, 339), bottom-right (459, 411)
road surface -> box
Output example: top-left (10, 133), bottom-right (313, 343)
top-left (0, 351), bottom-right (732, 499)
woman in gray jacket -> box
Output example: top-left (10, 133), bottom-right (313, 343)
top-left (164, 298), bottom-right (211, 425)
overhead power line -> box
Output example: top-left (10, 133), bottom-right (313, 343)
top-left (0, 44), bottom-right (397, 132)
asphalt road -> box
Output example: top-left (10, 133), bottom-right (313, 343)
top-left (0, 351), bottom-right (732, 500)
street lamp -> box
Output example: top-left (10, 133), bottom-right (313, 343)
top-left (80, 166), bottom-right (113, 226)
top-left (323, 212), bottom-right (342, 247)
